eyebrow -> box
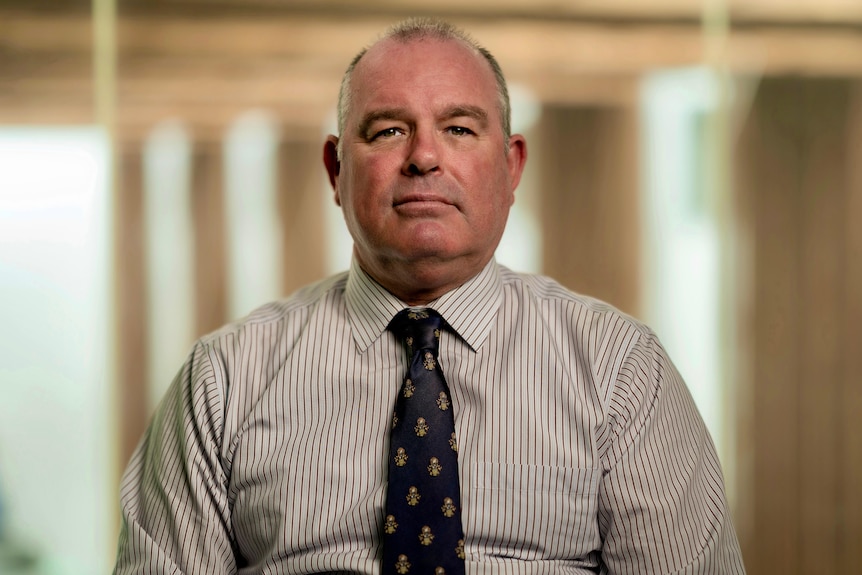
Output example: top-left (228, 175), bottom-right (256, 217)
top-left (357, 108), bottom-right (409, 138)
top-left (441, 105), bottom-right (489, 126)
top-left (357, 105), bottom-right (490, 137)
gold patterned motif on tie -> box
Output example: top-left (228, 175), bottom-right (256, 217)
top-left (434, 329), bottom-right (440, 339)
top-left (419, 525), bottom-right (435, 546)
top-left (407, 310), bottom-right (429, 320)
top-left (406, 486), bottom-right (421, 506)
top-left (435, 568), bottom-right (446, 575)
top-left (455, 539), bottom-right (465, 560)
top-left (428, 457), bottom-right (442, 476)
top-left (436, 392), bottom-right (450, 411)
top-left (403, 379), bottom-right (415, 397)
top-left (415, 418), bottom-right (429, 437)
top-left (385, 515), bottom-right (399, 534)
top-left (395, 554), bottom-right (411, 574)
top-left (441, 497), bottom-right (457, 518)
top-left (392, 412), bottom-right (399, 429)
top-left (395, 447), bottom-right (408, 467)
top-left (449, 433), bottom-right (458, 452)
top-left (423, 352), bottom-right (436, 371)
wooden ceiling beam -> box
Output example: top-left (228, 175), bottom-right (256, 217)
top-left (1, 8), bottom-right (861, 137)
top-left (116, 0), bottom-right (862, 27)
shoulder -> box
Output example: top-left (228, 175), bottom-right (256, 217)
top-left (163, 272), bottom-right (350, 439)
top-left (194, 272), bottom-right (349, 367)
top-left (498, 265), bottom-right (651, 344)
top-left (204, 272), bottom-right (347, 338)
top-left (495, 265), bottom-right (662, 400)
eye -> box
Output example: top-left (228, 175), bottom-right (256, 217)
top-left (446, 126), bottom-right (475, 137)
top-left (373, 127), bottom-right (404, 139)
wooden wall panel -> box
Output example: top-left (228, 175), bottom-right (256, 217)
top-left (538, 105), bottom-right (641, 317)
top-left (115, 142), bottom-right (149, 469)
top-left (739, 78), bottom-right (802, 574)
top-left (841, 82), bottom-right (862, 574)
top-left (278, 138), bottom-right (328, 296)
top-left (736, 76), bottom-right (862, 575)
top-left (797, 80), bottom-right (846, 575)
top-left (192, 141), bottom-right (228, 337)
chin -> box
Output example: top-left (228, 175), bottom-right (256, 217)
top-left (399, 246), bottom-right (456, 263)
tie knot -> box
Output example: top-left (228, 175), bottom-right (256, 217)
top-left (390, 308), bottom-right (444, 355)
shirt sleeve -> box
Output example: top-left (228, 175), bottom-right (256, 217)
top-left (596, 331), bottom-right (745, 574)
top-left (113, 341), bottom-right (238, 574)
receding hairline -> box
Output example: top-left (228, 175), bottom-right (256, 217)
top-left (335, 18), bottom-right (512, 156)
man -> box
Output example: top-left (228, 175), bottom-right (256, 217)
top-left (114, 18), bottom-right (745, 574)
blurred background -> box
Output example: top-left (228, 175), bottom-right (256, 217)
top-left (0, 0), bottom-right (860, 573)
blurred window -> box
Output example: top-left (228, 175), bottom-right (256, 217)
top-left (641, 68), bottom-right (727, 458)
top-left (143, 120), bottom-right (195, 410)
top-left (0, 127), bottom-right (114, 574)
top-left (224, 111), bottom-right (284, 320)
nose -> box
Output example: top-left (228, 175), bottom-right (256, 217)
top-left (402, 127), bottom-right (440, 176)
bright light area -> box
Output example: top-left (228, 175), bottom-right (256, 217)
top-left (641, 68), bottom-right (726, 459)
top-left (144, 120), bottom-right (195, 410)
top-left (0, 128), bottom-right (114, 574)
top-left (224, 110), bottom-right (284, 320)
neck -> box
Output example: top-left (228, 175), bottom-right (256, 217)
top-left (356, 251), bottom-right (491, 306)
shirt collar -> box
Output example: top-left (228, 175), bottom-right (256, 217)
top-left (345, 257), bottom-right (504, 353)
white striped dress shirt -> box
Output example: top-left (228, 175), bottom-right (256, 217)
top-left (114, 258), bottom-right (745, 574)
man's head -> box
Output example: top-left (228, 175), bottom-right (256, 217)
top-left (335, 19), bottom-right (513, 160)
top-left (323, 18), bottom-right (527, 305)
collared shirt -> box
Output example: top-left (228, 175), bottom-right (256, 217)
top-left (114, 259), bottom-right (745, 574)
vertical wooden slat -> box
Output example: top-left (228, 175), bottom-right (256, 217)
top-left (797, 80), bottom-right (846, 575)
top-left (115, 140), bottom-right (149, 469)
top-left (277, 137), bottom-right (328, 296)
top-left (842, 81), bottom-right (862, 575)
top-left (538, 104), bottom-right (640, 317)
top-left (192, 141), bottom-right (228, 338)
top-left (742, 78), bottom-right (804, 575)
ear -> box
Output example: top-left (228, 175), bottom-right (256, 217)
top-left (323, 135), bottom-right (342, 205)
top-left (505, 134), bottom-right (528, 204)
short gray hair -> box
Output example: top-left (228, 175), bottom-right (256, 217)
top-left (336, 18), bottom-right (512, 158)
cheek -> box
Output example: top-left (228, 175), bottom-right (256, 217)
top-left (345, 157), bottom-right (396, 202)
top-left (338, 168), bottom-right (389, 234)
top-left (472, 177), bottom-right (514, 235)
top-left (466, 166), bottom-right (513, 213)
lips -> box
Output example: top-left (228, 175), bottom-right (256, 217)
top-left (393, 193), bottom-right (454, 207)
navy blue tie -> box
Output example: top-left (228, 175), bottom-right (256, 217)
top-left (383, 308), bottom-right (466, 575)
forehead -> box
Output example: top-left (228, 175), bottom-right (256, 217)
top-left (348, 37), bottom-right (498, 122)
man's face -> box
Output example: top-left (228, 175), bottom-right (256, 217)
top-left (324, 37), bottom-right (527, 302)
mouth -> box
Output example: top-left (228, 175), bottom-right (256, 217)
top-left (392, 194), bottom-right (456, 217)
top-left (393, 193), bottom-right (454, 208)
